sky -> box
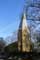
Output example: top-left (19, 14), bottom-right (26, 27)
top-left (0, 0), bottom-right (40, 45)
top-left (0, 0), bottom-right (24, 38)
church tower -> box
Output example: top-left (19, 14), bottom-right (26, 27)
top-left (18, 12), bottom-right (32, 52)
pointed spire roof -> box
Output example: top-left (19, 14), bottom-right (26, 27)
top-left (19, 12), bottom-right (30, 33)
top-left (22, 12), bottom-right (30, 33)
top-left (23, 12), bottom-right (26, 20)
top-left (22, 12), bottom-right (27, 30)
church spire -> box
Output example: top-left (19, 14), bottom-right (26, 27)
top-left (22, 12), bottom-right (27, 29)
top-left (22, 12), bottom-right (30, 33)
top-left (23, 11), bottom-right (26, 19)
top-left (18, 12), bottom-right (32, 52)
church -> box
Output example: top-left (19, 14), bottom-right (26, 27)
top-left (18, 12), bottom-right (32, 52)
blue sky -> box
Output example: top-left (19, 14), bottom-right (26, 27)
top-left (0, 0), bottom-right (24, 38)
